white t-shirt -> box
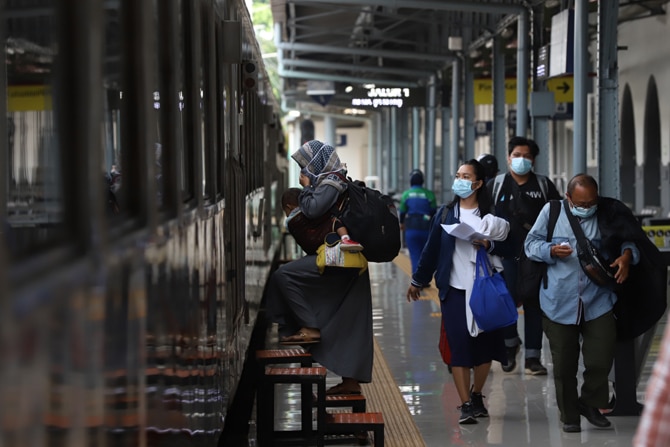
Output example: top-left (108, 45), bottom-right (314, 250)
top-left (449, 207), bottom-right (482, 290)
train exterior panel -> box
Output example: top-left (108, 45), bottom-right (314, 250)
top-left (1, 0), bottom-right (286, 445)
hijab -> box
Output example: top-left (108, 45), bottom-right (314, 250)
top-left (291, 140), bottom-right (347, 191)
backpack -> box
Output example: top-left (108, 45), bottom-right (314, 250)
top-left (333, 175), bottom-right (401, 262)
top-left (491, 173), bottom-right (548, 204)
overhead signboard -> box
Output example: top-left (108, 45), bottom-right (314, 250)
top-left (473, 79), bottom-right (520, 105)
top-left (474, 77), bottom-right (574, 105)
top-left (546, 76), bottom-right (574, 103)
top-left (350, 87), bottom-right (426, 108)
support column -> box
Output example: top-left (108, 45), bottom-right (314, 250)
top-left (425, 75), bottom-right (437, 191)
top-left (464, 60), bottom-right (475, 161)
top-left (573, 0), bottom-right (589, 175)
top-left (516, 8), bottom-right (529, 137)
top-left (597, 0), bottom-right (620, 199)
top-left (412, 108), bottom-right (421, 169)
top-left (441, 107), bottom-right (452, 203)
top-left (451, 59), bottom-right (461, 183)
top-left (492, 36), bottom-right (507, 165)
top-left (324, 115), bottom-right (336, 148)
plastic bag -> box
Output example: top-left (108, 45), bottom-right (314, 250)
top-left (470, 247), bottom-right (518, 331)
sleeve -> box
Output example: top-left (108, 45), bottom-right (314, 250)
top-left (399, 190), bottom-right (409, 222)
top-left (411, 206), bottom-right (447, 287)
top-left (524, 202), bottom-right (557, 264)
top-left (621, 242), bottom-right (641, 265)
top-left (299, 184), bottom-right (341, 219)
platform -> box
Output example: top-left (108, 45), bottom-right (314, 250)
top-left (261, 251), bottom-right (664, 446)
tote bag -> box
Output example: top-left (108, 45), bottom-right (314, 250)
top-left (470, 247), bottom-right (518, 331)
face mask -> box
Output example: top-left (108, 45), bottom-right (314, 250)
top-left (510, 157), bottom-right (533, 175)
top-left (570, 204), bottom-right (598, 219)
top-left (452, 178), bottom-right (475, 198)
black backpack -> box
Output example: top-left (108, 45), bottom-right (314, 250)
top-left (334, 175), bottom-right (401, 262)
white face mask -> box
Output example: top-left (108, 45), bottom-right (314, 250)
top-left (510, 157), bottom-right (533, 175)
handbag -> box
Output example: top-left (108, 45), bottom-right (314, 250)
top-left (470, 247), bottom-right (518, 331)
top-left (563, 201), bottom-right (620, 291)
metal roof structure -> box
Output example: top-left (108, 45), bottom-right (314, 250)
top-left (270, 0), bottom-right (669, 114)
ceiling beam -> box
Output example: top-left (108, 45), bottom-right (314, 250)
top-left (276, 41), bottom-right (454, 62)
top-left (288, 0), bottom-right (525, 15)
top-left (278, 67), bottom-right (419, 87)
top-left (283, 58), bottom-right (436, 77)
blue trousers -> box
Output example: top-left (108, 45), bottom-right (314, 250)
top-left (405, 228), bottom-right (430, 274)
top-left (501, 258), bottom-right (543, 358)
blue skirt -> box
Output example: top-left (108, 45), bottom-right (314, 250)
top-left (440, 286), bottom-right (507, 367)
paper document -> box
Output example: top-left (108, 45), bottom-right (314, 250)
top-left (441, 223), bottom-right (487, 241)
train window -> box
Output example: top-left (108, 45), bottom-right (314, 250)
top-left (3, 1), bottom-right (65, 257)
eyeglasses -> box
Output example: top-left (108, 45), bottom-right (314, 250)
top-left (568, 196), bottom-right (597, 209)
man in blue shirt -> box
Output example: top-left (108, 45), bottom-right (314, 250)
top-left (524, 174), bottom-right (639, 433)
top-left (399, 170), bottom-right (437, 273)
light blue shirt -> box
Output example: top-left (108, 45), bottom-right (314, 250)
top-left (524, 200), bottom-right (639, 325)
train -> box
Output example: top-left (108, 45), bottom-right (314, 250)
top-left (1, 0), bottom-right (286, 446)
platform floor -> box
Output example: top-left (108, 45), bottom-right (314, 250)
top-left (261, 251), bottom-right (664, 446)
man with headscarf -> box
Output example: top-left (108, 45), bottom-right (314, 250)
top-left (399, 169), bottom-right (437, 273)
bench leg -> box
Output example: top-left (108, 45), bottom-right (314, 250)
top-left (374, 427), bottom-right (384, 447)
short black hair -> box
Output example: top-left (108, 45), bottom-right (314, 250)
top-left (281, 187), bottom-right (302, 209)
top-left (507, 136), bottom-right (539, 158)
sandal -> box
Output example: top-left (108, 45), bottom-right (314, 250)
top-left (279, 331), bottom-right (321, 345)
top-left (326, 382), bottom-right (362, 395)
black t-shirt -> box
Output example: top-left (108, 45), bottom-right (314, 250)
top-left (493, 173), bottom-right (561, 255)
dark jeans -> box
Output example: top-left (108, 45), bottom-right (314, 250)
top-left (542, 311), bottom-right (616, 424)
top-left (501, 258), bottom-right (543, 358)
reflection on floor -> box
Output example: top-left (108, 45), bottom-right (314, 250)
top-left (269, 252), bottom-right (663, 447)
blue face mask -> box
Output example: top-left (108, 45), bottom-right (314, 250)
top-left (510, 157), bottom-right (533, 175)
top-left (452, 178), bottom-right (475, 198)
top-left (570, 204), bottom-right (598, 219)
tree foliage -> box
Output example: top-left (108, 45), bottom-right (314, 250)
top-left (249, 0), bottom-right (281, 101)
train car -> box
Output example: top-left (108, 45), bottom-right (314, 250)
top-left (0, 1), bottom-right (286, 446)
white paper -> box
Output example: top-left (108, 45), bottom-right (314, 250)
top-left (441, 223), bottom-right (488, 241)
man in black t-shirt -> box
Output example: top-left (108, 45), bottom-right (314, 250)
top-left (487, 136), bottom-right (562, 375)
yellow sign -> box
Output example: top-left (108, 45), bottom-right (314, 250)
top-left (473, 76), bottom-right (574, 105)
top-left (473, 79), bottom-right (520, 105)
top-left (546, 77), bottom-right (574, 103)
top-left (642, 226), bottom-right (670, 249)
top-left (8, 85), bottom-right (52, 111)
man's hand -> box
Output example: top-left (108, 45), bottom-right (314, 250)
top-left (551, 243), bottom-right (573, 259)
top-left (611, 249), bottom-right (632, 283)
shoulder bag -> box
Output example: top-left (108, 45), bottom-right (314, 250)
top-left (470, 247), bottom-right (518, 331)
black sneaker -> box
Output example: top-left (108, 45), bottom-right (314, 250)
top-left (525, 357), bottom-right (548, 375)
top-left (458, 401), bottom-right (478, 424)
top-left (470, 388), bottom-right (489, 418)
top-left (501, 345), bottom-right (520, 373)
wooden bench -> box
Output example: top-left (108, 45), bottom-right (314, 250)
top-left (326, 412), bottom-right (384, 447)
top-left (257, 366), bottom-right (327, 447)
top-left (256, 348), bottom-right (313, 367)
top-left (324, 394), bottom-right (366, 413)
top-left (256, 348), bottom-right (314, 431)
